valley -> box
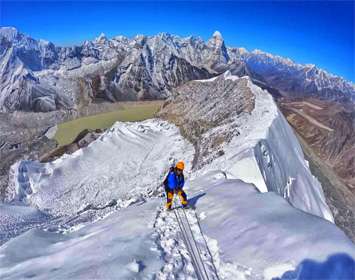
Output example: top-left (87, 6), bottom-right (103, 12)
top-left (296, 133), bottom-right (355, 242)
top-left (278, 98), bottom-right (354, 191)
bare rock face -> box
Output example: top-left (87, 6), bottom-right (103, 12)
top-left (158, 72), bottom-right (255, 169)
top-left (206, 31), bottom-right (230, 72)
top-left (1, 27), bottom-right (353, 113)
top-left (279, 98), bottom-right (355, 189)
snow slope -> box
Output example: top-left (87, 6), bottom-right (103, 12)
top-left (185, 173), bottom-right (355, 279)
top-left (6, 120), bottom-right (194, 217)
top-left (222, 75), bottom-right (334, 222)
top-left (2, 119), bottom-right (194, 244)
top-left (0, 200), bottom-right (164, 280)
top-left (0, 204), bottom-right (50, 244)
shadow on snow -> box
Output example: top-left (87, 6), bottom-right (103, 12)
top-left (273, 253), bottom-right (355, 280)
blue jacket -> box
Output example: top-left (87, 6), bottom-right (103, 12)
top-left (166, 171), bottom-right (184, 190)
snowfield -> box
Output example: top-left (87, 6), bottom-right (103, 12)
top-left (0, 200), bottom-right (164, 280)
top-left (1, 75), bottom-right (354, 279)
top-left (6, 120), bottom-right (194, 217)
top-left (186, 174), bottom-right (355, 279)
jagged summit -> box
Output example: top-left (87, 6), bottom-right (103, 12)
top-left (95, 32), bottom-right (107, 43)
top-left (0, 27), bottom-right (354, 112)
top-left (0, 26), bottom-right (20, 41)
top-left (212, 30), bottom-right (223, 38)
top-left (157, 32), bottom-right (173, 38)
top-left (208, 30), bottom-right (224, 45)
top-left (0, 26), bottom-right (18, 34)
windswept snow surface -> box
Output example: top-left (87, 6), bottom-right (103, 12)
top-left (6, 120), bottom-right (193, 217)
top-left (185, 172), bottom-right (355, 279)
top-left (0, 200), bottom-right (164, 280)
top-left (0, 204), bottom-right (50, 244)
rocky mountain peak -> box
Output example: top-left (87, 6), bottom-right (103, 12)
top-left (212, 30), bottom-right (223, 39)
top-left (95, 32), bottom-right (107, 43)
top-left (206, 31), bottom-right (229, 68)
top-left (208, 30), bottom-right (224, 47)
top-left (157, 32), bottom-right (172, 39)
top-left (0, 27), bottom-right (22, 44)
top-left (158, 73), bottom-right (256, 168)
top-left (0, 27), bottom-right (19, 37)
top-left (133, 34), bottom-right (147, 46)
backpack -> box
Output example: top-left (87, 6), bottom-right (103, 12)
top-left (163, 166), bottom-right (175, 188)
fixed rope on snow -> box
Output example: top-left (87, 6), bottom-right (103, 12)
top-left (172, 192), bottom-right (219, 280)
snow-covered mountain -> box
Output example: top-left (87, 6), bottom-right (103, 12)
top-left (238, 50), bottom-right (355, 102)
top-left (0, 27), bottom-right (354, 112)
top-left (1, 74), bottom-right (354, 279)
top-left (159, 72), bottom-right (334, 221)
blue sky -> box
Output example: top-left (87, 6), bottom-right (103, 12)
top-left (1, 1), bottom-right (354, 81)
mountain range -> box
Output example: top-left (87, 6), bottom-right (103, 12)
top-left (0, 27), bottom-right (354, 112)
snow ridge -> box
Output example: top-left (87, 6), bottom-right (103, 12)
top-left (160, 72), bottom-right (333, 222)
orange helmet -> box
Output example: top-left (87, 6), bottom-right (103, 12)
top-left (176, 161), bottom-right (185, 171)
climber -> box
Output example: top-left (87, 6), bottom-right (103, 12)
top-left (163, 161), bottom-right (188, 210)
